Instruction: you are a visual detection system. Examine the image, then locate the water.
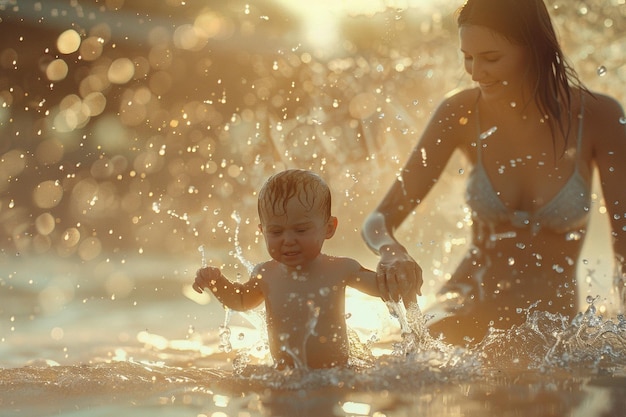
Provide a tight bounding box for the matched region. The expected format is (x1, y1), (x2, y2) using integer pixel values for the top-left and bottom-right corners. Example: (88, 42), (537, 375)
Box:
(2, 0), (626, 416)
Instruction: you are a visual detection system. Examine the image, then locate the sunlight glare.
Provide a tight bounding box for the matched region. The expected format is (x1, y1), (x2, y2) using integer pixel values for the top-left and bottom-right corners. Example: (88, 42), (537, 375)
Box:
(274, 0), (441, 49)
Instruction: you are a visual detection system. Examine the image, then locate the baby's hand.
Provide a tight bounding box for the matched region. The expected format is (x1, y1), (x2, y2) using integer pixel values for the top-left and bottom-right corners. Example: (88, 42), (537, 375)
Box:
(192, 266), (222, 294)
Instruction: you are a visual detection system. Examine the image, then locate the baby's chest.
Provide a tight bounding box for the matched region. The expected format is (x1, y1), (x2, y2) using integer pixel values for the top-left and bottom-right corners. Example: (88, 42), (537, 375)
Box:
(264, 281), (345, 313)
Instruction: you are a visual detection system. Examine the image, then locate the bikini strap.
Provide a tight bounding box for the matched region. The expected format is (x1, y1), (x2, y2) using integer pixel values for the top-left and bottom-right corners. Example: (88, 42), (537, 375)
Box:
(576, 94), (585, 154)
(573, 93), (585, 168)
(474, 92), (484, 164)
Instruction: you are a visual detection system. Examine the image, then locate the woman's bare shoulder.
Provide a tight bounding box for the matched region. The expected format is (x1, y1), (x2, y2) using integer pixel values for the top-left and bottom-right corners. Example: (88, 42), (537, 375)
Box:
(584, 90), (625, 117)
(431, 87), (480, 121)
(442, 87), (480, 106)
(581, 90), (625, 135)
(426, 88), (479, 141)
(580, 90), (626, 153)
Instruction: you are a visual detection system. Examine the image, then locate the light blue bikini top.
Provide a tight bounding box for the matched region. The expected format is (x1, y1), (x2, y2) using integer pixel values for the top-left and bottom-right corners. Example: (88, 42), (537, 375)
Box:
(466, 104), (591, 236)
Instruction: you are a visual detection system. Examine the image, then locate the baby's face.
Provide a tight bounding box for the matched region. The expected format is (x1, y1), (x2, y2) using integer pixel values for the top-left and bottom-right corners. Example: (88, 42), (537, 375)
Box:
(259, 197), (335, 269)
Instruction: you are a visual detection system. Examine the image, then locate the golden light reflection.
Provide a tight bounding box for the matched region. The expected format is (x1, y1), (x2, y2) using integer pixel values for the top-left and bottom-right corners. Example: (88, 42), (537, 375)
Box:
(53, 94), (90, 132)
(194, 11), (235, 40)
(78, 236), (102, 261)
(104, 271), (135, 300)
(45, 58), (69, 81)
(35, 138), (65, 166)
(79, 36), (105, 61)
(35, 212), (56, 235)
(275, 0), (447, 49)
(38, 277), (75, 314)
(32, 180), (63, 209)
(342, 401), (371, 416)
(107, 57), (135, 84)
(82, 92), (106, 117)
(58, 230), (80, 256)
(92, 115), (132, 151)
(0, 150), (27, 186)
(56, 29), (81, 54)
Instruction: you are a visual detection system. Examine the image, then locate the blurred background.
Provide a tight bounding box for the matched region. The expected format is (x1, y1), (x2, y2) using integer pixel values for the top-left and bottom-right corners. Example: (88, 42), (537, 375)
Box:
(0, 0), (624, 366)
(0, 0), (465, 264)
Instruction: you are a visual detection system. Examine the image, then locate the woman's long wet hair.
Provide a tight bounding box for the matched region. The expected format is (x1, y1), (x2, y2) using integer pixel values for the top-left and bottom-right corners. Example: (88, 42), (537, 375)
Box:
(457, 0), (589, 152)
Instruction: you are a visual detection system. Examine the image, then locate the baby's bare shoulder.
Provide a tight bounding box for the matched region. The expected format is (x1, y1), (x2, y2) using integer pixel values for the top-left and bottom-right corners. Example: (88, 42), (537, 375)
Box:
(250, 260), (280, 280)
(322, 255), (367, 273)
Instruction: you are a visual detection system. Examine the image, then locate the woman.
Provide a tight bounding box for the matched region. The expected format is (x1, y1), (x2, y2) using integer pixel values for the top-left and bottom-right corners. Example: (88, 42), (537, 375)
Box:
(362, 0), (626, 345)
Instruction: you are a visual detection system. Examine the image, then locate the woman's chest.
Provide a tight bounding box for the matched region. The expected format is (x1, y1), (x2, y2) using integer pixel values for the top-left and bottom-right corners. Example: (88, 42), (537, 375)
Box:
(467, 123), (591, 213)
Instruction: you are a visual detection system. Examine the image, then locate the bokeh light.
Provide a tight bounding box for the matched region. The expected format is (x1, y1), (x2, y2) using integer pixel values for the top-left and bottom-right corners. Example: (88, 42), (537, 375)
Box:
(0, 0), (622, 295)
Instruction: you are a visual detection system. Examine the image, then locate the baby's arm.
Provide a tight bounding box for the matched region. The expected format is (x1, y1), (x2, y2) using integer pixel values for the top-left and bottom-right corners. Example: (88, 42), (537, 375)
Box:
(343, 258), (381, 298)
(347, 258), (417, 308)
(193, 266), (264, 311)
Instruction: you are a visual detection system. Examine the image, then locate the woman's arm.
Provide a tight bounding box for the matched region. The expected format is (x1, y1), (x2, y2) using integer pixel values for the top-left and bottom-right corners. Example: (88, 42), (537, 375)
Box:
(193, 266), (264, 311)
(362, 92), (469, 252)
(591, 93), (626, 309)
(362, 92), (470, 301)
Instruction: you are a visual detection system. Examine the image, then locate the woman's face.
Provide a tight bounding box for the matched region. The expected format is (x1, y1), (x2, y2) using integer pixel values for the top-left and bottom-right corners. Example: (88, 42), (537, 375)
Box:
(459, 25), (530, 102)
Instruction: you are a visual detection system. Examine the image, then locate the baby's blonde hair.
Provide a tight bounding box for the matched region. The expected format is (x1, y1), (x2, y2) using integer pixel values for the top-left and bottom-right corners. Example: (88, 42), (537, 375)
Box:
(258, 169), (331, 224)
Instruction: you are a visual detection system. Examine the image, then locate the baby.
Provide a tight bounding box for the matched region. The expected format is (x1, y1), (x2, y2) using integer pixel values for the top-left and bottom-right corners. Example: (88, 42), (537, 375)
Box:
(193, 169), (394, 369)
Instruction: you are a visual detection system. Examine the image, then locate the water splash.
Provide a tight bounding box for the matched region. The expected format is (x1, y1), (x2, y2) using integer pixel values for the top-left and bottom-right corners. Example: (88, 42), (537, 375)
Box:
(476, 300), (626, 373)
(613, 255), (626, 314)
(219, 308), (234, 353)
(198, 244), (207, 268)
(299, 300), (320, 368)
(230, 210), (255, 274)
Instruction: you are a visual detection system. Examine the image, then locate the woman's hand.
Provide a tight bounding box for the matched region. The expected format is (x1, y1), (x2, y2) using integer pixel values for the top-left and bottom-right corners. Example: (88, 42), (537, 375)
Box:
(376, 244), (423, 308)
(192, 266), (222, 294)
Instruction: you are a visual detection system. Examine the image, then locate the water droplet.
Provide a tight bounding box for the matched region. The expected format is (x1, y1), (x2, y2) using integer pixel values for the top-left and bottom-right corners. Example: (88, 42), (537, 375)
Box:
(565, 231), (582, 241)
(597, 65), (607, 76)
(479, 126), (497, 140)
(619, 116), (626, 125)
(420, 147), (428, 167)
(497, 279), (512, 290)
